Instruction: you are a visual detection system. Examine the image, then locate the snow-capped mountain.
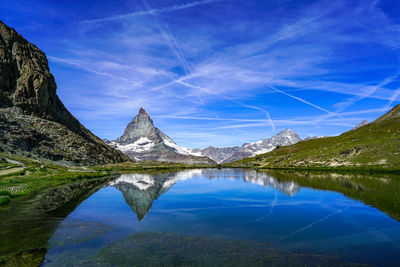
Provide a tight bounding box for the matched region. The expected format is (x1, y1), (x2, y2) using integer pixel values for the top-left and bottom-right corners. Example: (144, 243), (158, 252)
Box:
(220, 129), (302, 163)
(105, 108), (215, 165)
(189, 146), (240, 164)
(105, 108), (302, 164)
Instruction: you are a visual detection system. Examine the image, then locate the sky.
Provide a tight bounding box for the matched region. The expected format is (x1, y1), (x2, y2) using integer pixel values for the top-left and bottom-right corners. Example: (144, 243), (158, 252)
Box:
(1, 0), (400, 148)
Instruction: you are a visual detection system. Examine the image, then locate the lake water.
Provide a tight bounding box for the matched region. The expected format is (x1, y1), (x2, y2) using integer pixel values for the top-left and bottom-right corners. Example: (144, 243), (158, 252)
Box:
(2, 169), (400, 266)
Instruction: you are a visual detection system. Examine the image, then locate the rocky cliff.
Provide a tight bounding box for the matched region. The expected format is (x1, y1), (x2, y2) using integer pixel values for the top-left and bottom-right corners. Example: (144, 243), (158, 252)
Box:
(0, 20), (130, 165)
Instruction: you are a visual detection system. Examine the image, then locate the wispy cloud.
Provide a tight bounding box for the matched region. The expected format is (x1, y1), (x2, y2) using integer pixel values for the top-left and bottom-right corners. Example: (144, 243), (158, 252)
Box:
(266, 84), (339, 118)
(36, 0), (400, 145)
(80, 0), (221, 25)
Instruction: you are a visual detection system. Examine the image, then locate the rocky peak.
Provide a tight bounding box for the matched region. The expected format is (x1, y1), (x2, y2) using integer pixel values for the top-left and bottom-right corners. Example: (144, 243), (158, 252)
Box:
(0, 21), (130, 164)
(0, 20), (88, 137)
(277, 128), (295, 136)
(116, 107), (158, 144)
(138, 107), (149, 115)
(1, 20), (57, 119)
(273, 129), (301, 142)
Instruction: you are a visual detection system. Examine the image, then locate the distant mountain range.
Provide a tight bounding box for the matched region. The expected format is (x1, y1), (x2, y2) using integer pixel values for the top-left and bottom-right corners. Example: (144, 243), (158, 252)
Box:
(228, 105), (400, 169)
(186, 129), (303, 163)
(0, 21), (129, 165)
(106, 108), (307, 164)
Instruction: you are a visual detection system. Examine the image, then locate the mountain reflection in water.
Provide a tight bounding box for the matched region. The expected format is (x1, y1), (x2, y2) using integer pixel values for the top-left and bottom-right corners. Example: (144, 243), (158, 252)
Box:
(110, 169), (300, 221)
(1, 168), (400, 266)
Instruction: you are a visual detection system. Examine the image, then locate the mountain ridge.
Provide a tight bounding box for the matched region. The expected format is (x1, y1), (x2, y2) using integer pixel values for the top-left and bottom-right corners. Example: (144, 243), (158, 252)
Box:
(0, 20), (130, 165)
(221, 129), (302, 163)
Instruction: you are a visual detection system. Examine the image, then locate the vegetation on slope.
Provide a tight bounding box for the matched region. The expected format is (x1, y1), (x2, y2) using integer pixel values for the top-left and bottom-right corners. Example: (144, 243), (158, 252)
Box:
(262, 170), (400, 221)
(227, 105), (400, 170)
(0, 153), (218, 206)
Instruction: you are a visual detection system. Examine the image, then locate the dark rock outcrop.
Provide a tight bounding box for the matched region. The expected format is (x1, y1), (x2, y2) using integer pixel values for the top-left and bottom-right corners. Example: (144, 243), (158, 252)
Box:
(0, 20), (130, 165)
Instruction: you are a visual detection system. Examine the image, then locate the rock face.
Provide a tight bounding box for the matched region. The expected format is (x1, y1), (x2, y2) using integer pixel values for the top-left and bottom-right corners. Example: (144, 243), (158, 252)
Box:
(0, 20), (130, 165)
(221, 129), (302, 163)
(107, 108), (216, 165)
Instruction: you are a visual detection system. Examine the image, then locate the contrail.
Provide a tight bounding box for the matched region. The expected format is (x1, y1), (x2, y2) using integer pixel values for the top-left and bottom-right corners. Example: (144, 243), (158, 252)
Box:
(231, 100), (276, 132)
(168, 82), (277, 132)
(278, 208), (345, 242)
(266, 84), (340, 117)
(387, 88), (400, 106)
(48, 56), (129, 82)
(163, 23), (201, 87)
(81, 0), (220, 25)
(270, 192), (278, 214)
(142, 4), (277, 133)
(317, 73), (400, 123)
(251, 192), (279, 222)
(131, 0), (276, 132)
(142, 0), (205, 104)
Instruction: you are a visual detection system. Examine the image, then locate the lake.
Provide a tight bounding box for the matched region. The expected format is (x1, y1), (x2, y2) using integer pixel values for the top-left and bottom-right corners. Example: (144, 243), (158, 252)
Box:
(1, 169), (400, 266)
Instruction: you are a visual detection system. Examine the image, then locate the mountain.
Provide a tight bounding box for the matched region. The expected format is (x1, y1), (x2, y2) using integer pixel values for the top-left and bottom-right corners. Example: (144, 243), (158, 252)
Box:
(106, 108), (216, 165)
(221, 129), (302, 163)
(110, 173), (177, 221)
(227, 105), (400, 169)
(188, 146), (240, 164)
(304, 135), (326, 140)
(110, 169), (300, 221)
(0, 21), (129, 165)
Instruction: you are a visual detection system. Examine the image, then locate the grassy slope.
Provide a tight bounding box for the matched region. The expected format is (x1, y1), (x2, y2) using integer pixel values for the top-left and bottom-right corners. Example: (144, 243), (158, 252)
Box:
(0, 153), (218, 206)
(227, 105), (400, 170)
(261, 170), (400, 221)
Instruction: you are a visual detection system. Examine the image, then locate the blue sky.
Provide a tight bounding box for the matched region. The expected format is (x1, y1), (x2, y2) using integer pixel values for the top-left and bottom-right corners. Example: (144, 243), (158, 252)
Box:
(1, 0), (400, 148)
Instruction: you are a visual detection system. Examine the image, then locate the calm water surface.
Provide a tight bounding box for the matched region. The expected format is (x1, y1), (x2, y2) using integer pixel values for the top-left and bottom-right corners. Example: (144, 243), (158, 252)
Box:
(2, 169), (400, 266)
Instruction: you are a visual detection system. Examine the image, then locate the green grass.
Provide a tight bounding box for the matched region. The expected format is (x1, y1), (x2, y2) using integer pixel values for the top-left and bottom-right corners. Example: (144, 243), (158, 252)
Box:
(226, 106), (400, 170)
(0, 154), (218, 206)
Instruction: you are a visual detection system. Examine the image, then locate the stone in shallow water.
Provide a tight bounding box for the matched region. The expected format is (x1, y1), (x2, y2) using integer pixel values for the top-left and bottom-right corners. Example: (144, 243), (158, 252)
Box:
(95, 232), (361, 267)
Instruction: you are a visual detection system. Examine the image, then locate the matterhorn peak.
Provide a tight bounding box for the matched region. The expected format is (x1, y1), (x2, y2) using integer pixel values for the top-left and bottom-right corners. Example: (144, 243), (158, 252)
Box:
(116, 108), (156, 144)
(138, 107), (149, 116)
(108, 109), (216, 165)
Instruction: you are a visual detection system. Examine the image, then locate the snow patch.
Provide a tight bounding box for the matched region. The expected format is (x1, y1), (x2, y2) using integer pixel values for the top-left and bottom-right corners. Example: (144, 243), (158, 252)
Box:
(111, 137), (155, 152)
(109, 173), (155, 190)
